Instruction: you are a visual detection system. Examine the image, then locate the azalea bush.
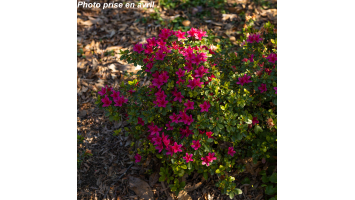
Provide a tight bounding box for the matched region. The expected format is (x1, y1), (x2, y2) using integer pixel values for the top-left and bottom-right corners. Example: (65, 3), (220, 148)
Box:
(95, 21), (277, 198)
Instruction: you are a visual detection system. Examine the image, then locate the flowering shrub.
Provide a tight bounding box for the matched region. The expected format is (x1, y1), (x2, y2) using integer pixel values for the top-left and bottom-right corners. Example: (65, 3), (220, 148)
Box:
(95, 22), (277, 198)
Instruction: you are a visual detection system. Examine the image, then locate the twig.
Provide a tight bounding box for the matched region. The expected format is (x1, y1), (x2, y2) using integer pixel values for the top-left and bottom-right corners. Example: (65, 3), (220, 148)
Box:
(111, 163), (134, 186)
(161, 181), (169, 197)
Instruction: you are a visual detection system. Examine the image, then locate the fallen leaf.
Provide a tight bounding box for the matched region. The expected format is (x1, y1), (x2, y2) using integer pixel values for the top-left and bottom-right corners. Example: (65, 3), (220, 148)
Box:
(128, 176), (154, 200)
(149, 172), (159, 187)
(177, 190), (192, 200)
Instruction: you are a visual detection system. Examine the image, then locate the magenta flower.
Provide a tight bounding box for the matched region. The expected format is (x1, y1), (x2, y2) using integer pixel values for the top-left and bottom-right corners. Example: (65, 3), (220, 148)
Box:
(133, 43), (144, 53)
(228, 147), (236, 156)
(201, 152), (216, 166)
(145, 62), (154, 72)
(184, 100), (194, 110)
(152, 135), (162, 146)
(249, 54), (254, 62)
(252, 117), (259, 125)
(144, 45), (153, 54)
(206, 131), (214, 139)
(173, 91), (184, 103)
(266, 53), (277, 63)
(169, 113), (180, 123)
(152, 77), (164, 88)
(176, 78), (185, 85)
(137, 117), (145, 126)
(179, 111), (194, 125)
(207, 152), (217, 162)
(176, 68), (186, 78)
(166, 122), (174, 131)
(154, 98), (169, 107)
(236, 74), (252, 86)
(194, 66), (208, 78)
(246, 33), (263, 43)
(184, 62), (193, 72)
(187, 78), (203, 90)
(159, 28), (173, 40)
(274, 87), (277, 94)
(180, 126), (193, 138)
(183, 153), (194, 163)
(187, 28), (199, 38)
(172, 142), (183, 154)
(110, 90), (120, 100)
(196, 29), (207, 40)
(162, 133), (170, 146)
(199, 101), (210, 112)
(258, 83), (267, 93)
(201, 156), (211, 166)
(147, 37), (157, 46)
(191, 140), (201, 150)
(155, 50), (166, 61)
(175, 30), (186, 41)
(134, 154), (141, 163)
(166, 145), (174, 156)
(98, 87), (106, 96)
(155, 143), (164, 153)
(101, 95), (112, 107)
(155, 90), (167, 99)
(148, 123), (162, 135)
(114, 96), (128, 107)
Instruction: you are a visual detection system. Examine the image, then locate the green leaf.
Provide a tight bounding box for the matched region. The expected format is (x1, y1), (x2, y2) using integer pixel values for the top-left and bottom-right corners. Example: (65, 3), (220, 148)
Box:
(265, 185), (277, 195)
(262, 175), (269, 183)
(207, 138), (214, 143)
(269, 172), (277, 183)
(241, 177), (250, 184)
(181, 165), (187, 169)
(217, 123), (224, 129)
(235, 188), (243, 195)
(203, 172), (208, 180)
(229, 192), (234, 199)
(187, 162), (192, 170)
(254, 125), (263, 134)
(216, 169), (221, 174)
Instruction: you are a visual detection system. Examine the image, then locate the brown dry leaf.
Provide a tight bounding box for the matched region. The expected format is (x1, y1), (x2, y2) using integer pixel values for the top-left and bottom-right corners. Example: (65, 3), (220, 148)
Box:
(149, 172), (159, 187)
(82, 86), (88, 93)
(128, 176), (154, 200)
(182, 20), (191, 27)
(185, 181), (203, 192)
(118, 168), (127, 174)
(255, 193), (263, 200)
(177, 190), (192, 200)
(267, 118), (275, 128)
(79, 110), (87, 117)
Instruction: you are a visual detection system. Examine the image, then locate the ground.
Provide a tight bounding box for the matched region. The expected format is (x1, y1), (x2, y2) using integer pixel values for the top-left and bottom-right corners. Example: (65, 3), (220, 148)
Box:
(77, 0), (277, 199)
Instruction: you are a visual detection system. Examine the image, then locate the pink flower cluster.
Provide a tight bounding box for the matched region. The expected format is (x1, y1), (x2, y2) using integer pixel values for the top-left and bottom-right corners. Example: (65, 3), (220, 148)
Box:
(267, 53), (277, 63)
(152, 71), (169, 88)
(199, 101), (211, 112)
(99, 85), (128, 107)
(246, 33), (263, 43)
(258, 83), (267, 93)
(134, 154), (141, 163)
(201, 152), (217, 166)
(187, 28), (207, 40)
(153, 90), (168, 108)
(252, 117), (259, 125)
(236, 74), (252, 86)
(228, 147), (236, 156)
